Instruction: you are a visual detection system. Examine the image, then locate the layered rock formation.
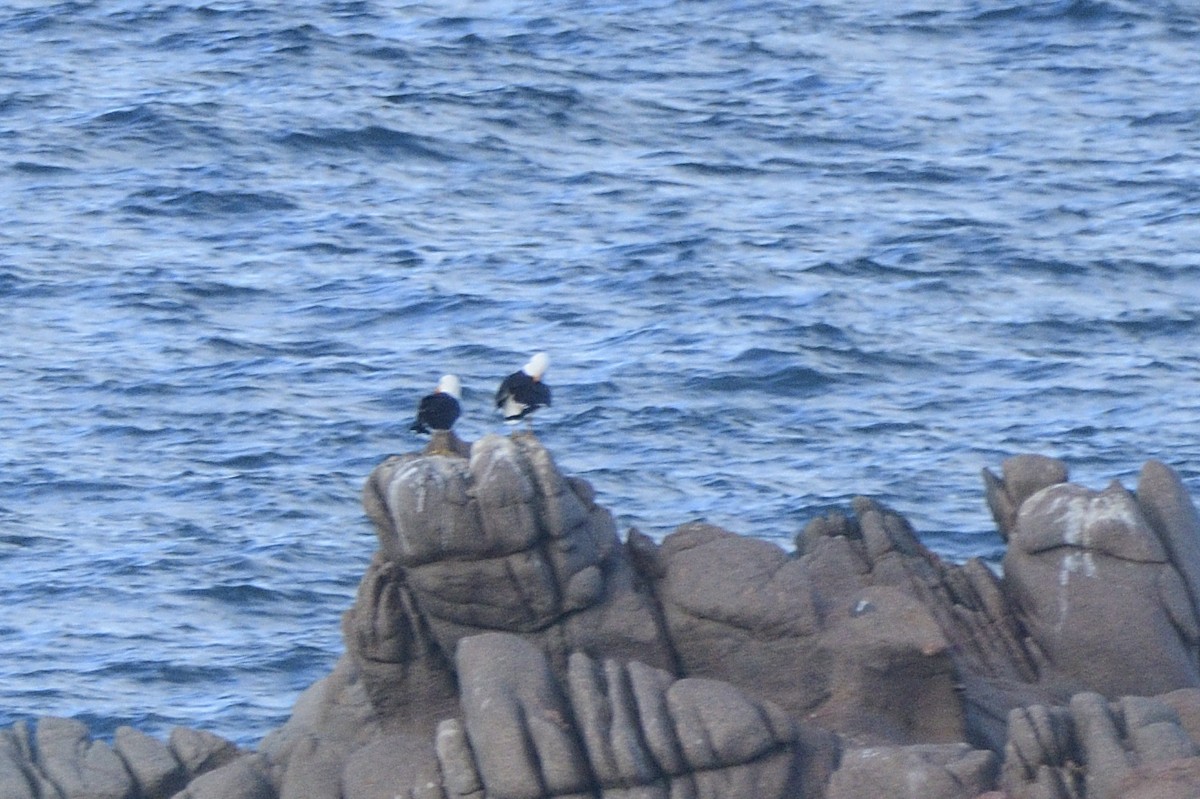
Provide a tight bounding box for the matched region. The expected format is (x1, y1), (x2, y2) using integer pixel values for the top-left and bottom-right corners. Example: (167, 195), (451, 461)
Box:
(0, 719), (256, 799)
(6, 432), (1200, 798)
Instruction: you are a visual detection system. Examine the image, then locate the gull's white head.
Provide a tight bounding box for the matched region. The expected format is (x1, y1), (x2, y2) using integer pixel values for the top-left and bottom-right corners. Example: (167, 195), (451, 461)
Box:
(523, 352), (550, 380)
(437, 374), (462, 400)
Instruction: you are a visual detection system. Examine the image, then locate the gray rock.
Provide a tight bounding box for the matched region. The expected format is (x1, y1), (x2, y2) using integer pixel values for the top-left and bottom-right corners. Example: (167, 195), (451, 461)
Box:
(338, 732), (444, 799)
(170, 755), (274, 799)
(798, 496), (1042, 750)
(1162, 689), (1200, 744)
(1013, 481), (1166, 561)
(274, 734), (343, 799)
(340, 553), (459, 718)
(665, 677), (795, 771)
(0, 726), (39, 799)
(424, 430), (472, 459)
(356, 434), (674, 679)
(1005, 480), (1200, 697)
(827, 743), (998, 799)
(1071, 692), (1132, 799)
(982, 454), (1069, 541)
(1122, 696), (1198, 763)
(269, 435), (680, 799)
(657, 523), (827, 719)
(688, 749), (801, 799)
(261, 653), (444, 799)
(626, 660), (687, 778)
(1137, 460), (1200, 650)
(1001, 703), (1075, 794)
(815, 584), (962, 745)
(167, 727), (241, 782)
(433, 719), (481, 798)
(439, 633), (821, 799)
(35, 716), (134, 799)
(352, 437), (1058, 787)
(1112, 757), (1200, 799)
(455, 633), (593, 798)
(567, 653), (660, 789)
(114, 726), (186, 798)
(1000, 690), (1200, 799)
(386, 454), (496, 567)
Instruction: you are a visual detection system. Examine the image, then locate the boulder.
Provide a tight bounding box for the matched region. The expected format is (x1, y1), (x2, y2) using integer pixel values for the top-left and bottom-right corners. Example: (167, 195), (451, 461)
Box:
(355, 434), (675, 681)
(114, 726), (186, 798)
(35, 716), (134, 799)
(168, 725), (243, 780)
(1004, 481), (1200, 696)
(656, 523), (827, 718)
(431, 632), (837, 799)
(655, 508), (969, 747)
(982, 455), (1070, 541)
(1114, 758), (1200, 799)
(798, 497), (1042, 750)
(170, 755), (275, 799)
(0, 717), (242, 799)
(1001, 691), (1200, 799)
(814, 584), (961, 746)
(0, 727), (38, 799)
(826, 743), (998, 799)
(265, 433), (679, 799)
(258, 653), (427, 799)
(1136, 461), (1200, 645)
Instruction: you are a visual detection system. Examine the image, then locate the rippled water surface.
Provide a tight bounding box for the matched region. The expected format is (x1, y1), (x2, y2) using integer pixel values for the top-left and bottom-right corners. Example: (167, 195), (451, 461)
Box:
(2, 0), (1198, 745)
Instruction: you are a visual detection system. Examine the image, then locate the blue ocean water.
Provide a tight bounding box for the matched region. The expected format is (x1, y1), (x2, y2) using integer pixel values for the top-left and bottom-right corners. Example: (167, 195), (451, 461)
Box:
(2, 0), (1198, 747)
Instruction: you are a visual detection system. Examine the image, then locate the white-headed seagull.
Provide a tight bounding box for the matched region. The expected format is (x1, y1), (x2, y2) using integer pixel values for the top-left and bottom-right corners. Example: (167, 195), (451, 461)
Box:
(495, 352), (551, 423)
(410, 374), (462, 434)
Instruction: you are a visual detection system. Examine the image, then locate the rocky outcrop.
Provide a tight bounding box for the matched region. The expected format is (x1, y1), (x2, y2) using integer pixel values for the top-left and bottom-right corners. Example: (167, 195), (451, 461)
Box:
(796, 498), (1033, 750)
(6, 437), (1200, 799)
(430, 632), (839, 799)
(1000, 690), (1200, 799)
(1004, 480), (1200, 697)
(0, 718), (250, 799)
(356, 432), (675, 676)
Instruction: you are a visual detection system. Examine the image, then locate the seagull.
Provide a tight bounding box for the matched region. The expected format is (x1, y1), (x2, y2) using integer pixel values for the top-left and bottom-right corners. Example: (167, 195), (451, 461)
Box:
(495, 352), (551, 424)
(410, 374), (462, 434)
